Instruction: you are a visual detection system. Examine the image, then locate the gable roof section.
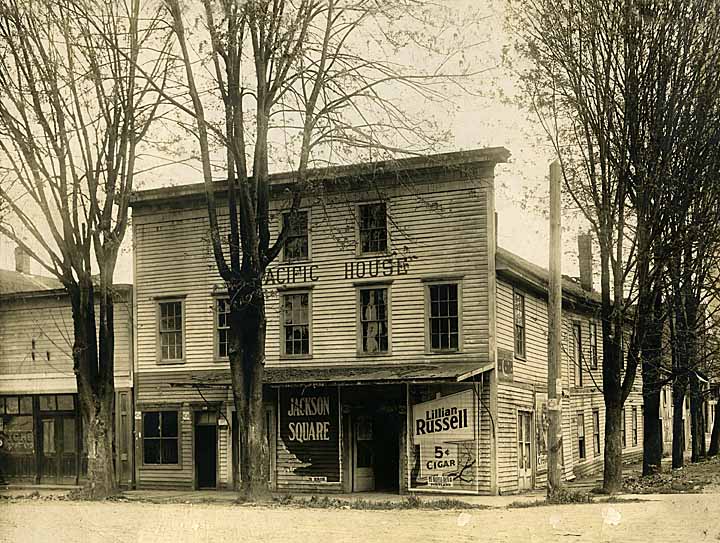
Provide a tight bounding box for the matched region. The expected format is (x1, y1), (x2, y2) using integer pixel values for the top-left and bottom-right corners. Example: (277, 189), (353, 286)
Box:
(496, 246), (601, 309)
(0, 268), (63, 295)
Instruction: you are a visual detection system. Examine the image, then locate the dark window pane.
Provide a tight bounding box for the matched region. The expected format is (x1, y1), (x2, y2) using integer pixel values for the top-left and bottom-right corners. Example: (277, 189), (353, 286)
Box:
(143, 412), (160, 438)
(63, 418), (77, 452)
(6, 397), (19, 414)
(161, 412), (178, 437)
(161, 438), (179, 464)
(144, 439), (161, 464)
(19, 396), (33, 415)
(57, 395), (74, 411)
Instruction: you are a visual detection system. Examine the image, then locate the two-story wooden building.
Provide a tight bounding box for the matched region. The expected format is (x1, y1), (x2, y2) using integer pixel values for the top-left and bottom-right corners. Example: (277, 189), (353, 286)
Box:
(0, 248), (135, 487)
(129, 148), (643, 495)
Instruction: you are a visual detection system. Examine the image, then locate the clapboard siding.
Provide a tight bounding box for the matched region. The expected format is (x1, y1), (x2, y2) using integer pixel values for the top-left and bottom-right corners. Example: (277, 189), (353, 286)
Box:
(495, 278), (643, 489)
(132, 176), (494, 375)
(0, 290), (133, 390)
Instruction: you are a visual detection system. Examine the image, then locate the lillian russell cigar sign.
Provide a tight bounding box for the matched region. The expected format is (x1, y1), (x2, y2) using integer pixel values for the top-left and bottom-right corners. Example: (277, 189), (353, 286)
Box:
(412, 390), (476, 482)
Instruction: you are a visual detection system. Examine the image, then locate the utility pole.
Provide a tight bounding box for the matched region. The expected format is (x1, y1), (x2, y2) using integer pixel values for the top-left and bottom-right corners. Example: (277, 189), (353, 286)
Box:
(547, 160), (563, 496)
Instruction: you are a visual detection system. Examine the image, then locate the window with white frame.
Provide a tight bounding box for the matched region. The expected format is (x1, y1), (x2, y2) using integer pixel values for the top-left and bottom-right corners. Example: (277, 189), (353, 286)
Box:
(281, 291), (310, 356)
(216, 298), (230, 359)
(573, 323), (583, 387)
(142, 411), (179, 465)
(427, 283), (460, 352)
(514, 291), (526, 359)
(358, 202), (387, 254)
(577, 412), (586, 460)
(592, 409), (601, 455)
(589, 322), (598, 369)
(158, 300), (183, 361)
(282, 210), (309, 262)
(632, 406), (638, 446)
(622, 408), (627, 448)
(359, 287), (389, 354)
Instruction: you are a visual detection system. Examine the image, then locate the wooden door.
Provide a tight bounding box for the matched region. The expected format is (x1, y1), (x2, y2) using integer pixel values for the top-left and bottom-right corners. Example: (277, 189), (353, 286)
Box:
(40, 415), (78, 484)
(352, 415), (374, 491)
(517, 411), (533, 491)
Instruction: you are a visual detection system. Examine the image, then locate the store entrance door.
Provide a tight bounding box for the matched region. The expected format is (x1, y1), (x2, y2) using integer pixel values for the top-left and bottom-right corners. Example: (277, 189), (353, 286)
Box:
(195, 412), (217, 489)
(352, 415), (374, 491)
(517, 411), (533, 491)
(39, 415), (78, 485)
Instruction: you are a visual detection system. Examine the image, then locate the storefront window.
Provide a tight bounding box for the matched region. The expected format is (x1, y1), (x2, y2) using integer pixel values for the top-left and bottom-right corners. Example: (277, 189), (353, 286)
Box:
(143, 411), (179, 465)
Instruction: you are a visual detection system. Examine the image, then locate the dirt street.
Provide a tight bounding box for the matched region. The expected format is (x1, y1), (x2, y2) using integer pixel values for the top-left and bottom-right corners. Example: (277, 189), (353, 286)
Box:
(2, 493), (720, 543)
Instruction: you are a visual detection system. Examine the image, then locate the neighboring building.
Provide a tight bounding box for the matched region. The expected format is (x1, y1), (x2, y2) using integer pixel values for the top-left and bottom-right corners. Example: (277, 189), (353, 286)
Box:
(0, 249), (134, 487)
(129, 148), (643, 494)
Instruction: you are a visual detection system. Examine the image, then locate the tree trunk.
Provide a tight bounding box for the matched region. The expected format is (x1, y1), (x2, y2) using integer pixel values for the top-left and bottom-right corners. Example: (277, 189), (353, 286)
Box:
(70, 282), (117, 498)
(671, 379), (686, 469)
(689, 373), (706, 462)
(708, 400), (720, 456)
(603, 403), (624, 493)
(228, 279), (270, 501)
(642, 281), (663, 475)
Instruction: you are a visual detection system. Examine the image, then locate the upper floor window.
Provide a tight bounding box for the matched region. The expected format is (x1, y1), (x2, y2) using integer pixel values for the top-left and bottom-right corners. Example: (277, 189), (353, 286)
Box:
(216, 298), (230, 359)
(359, 202), (387, 254)
(142, 411), (179, 465)
(573, 322), (583, 387)
(158, 300), (184, 362)
(427, 283), (460, 352)
(513, 291), (526, 358)
(359, 287), (389, 354)
(577, 412), (586, 460)
(589, 322), (598, 369)
(281, 291), (310, 356)
(282, 210), (309, 262)
(592, 409), (601, 455)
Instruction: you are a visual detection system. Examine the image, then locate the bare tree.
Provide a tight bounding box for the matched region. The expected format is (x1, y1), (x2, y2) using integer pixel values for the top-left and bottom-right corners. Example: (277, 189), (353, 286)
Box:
(98, 0), (482, 499)
(0, 0), (168, 497)
(510, 0), (720, 490)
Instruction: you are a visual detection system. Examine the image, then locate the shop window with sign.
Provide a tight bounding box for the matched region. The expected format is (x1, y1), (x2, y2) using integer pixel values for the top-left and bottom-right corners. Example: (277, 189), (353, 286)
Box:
(142, 411), (179, 465)
(358, 202), (387, 254)
(359, 287), (389, 354)
(427, 283), (460, 352)
(282, 210), (309, 262)
(281, 291), (311, 356)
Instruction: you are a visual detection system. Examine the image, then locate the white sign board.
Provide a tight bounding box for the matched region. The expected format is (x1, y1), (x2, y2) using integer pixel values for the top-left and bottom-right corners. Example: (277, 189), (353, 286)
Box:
(412, 389), (475, 441)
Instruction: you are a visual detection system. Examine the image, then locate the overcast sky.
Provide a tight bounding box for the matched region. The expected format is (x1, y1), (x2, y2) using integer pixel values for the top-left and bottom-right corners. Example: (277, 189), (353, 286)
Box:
(0, 0), (590, 284)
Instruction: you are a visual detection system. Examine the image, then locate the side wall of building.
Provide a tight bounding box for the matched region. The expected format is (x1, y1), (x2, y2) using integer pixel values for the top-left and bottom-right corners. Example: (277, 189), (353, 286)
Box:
(494, 279), (643, 494)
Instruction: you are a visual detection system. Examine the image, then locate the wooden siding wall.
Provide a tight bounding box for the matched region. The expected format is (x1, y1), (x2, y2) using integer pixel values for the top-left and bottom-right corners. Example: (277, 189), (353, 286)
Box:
(132, 174), (495, 376)
(131, 168), (497, 491)
(0, 294), (133, 392)
(495, 279), (643, 493)
(134, 370), (230, 489)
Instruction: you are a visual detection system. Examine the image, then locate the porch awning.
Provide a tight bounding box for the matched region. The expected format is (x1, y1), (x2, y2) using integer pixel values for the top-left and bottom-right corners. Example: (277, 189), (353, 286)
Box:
(164, 361), (494, 390)
(263, 361), (494, 386)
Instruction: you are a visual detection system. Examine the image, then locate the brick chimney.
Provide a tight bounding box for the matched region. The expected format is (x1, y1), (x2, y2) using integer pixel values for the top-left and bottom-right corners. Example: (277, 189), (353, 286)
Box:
(14, 246), (30, 274)
(578, 234), (593, 291)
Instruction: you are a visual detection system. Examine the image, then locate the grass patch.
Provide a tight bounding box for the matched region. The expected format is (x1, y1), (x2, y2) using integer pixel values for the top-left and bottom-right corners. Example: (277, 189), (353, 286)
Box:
(274, 494), (489, 511)
(507, 489), (594, 509)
